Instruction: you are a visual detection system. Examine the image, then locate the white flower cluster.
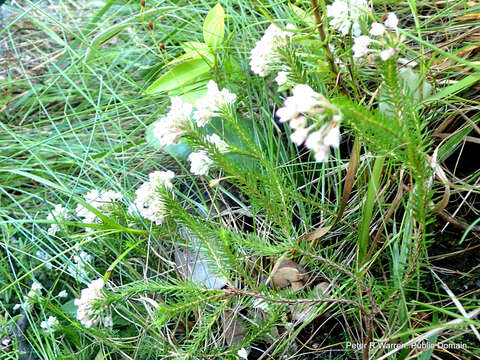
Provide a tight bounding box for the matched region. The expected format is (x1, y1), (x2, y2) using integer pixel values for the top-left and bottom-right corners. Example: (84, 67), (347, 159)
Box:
(153, 96), (193, 147)
(13, 280), (44, 312)
(75, 189), (122, 225)
(73, 250), (93, 265)
(250, 24), (294, 77)
(193, 80), (237, 127)
(67, 250), (94, 282)
(46, 204), (70, 236)
(188, 151), (213, 176)
(187, 133), (229, 176)
(204, 133), (229, 153)
(40, 316), (59, 331)
(74, 278), (112, 328)
(152, 81), (236, 146)
(134, 170), (175, 225)
(275, 70), (289, 86)
(276, 84), (341, 162)
(353, 13), (399, 60)
(326, 0), (368, 36)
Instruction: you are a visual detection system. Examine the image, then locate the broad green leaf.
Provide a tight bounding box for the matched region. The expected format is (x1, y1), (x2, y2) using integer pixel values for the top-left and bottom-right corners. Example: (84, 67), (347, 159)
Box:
(167, 73), (212, 98)
(181, 41), (210, 53)
(145, 58), (212, 94)
(289, 4), (316, 27)
(165, 49), (214, 68)
(62, 299), (77, 316)
(176, 87), (209, 106)
(164, 42), (213, 71)
(86, 22), (129, 61)
(203, 3), (225, 51)
(164, 142), (192, 160)
(379, 68), (432, 115)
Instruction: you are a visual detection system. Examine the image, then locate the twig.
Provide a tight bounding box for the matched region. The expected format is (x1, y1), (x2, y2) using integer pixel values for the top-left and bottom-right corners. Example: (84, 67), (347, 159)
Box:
(225, 287), (366, 313)
(310, 0), (339, 77)
(436, 210), (480, 233)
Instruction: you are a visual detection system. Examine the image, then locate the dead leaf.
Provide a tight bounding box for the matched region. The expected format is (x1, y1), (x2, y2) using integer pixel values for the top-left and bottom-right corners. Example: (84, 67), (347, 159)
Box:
(335, 139), (361, 224)
(272, 261), (306, 290)
(301, 225), (332, 243)
(455, 13), (480, 22)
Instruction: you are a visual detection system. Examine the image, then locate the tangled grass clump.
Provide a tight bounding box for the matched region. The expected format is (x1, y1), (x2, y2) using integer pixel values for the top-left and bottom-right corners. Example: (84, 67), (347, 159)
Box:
(1, 0), (480, 359)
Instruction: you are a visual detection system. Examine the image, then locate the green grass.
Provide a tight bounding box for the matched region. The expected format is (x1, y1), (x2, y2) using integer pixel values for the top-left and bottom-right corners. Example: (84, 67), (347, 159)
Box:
(1, 0), (480, 359)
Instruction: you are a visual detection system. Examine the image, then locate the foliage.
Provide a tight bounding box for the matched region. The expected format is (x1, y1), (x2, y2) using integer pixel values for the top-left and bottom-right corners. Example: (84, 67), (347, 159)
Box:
(1, 0), (480, 359)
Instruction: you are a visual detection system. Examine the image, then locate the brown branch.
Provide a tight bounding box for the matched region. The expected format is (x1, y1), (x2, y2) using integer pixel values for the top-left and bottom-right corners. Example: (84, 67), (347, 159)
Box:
(310, 0), (339, 77)
(436, 210), (480, 233)
(225, 287), (366, 313)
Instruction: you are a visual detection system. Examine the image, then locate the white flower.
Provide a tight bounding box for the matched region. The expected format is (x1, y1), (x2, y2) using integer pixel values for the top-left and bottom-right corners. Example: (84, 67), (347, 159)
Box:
(193, 81), (237, 127)
(46, 204), (69, 236)
(26, 280), (43, 303)
(290, 127), (310, 145)
(275, 71), (288, 86)
(74, 278), (111, 328)
(1, 338), (10, 347)
(69, 250), (93, 281)
(352, 35), (372, 58)
(40, 316), (58, 331)
(73, 251), (93, 266)
(15, 299), (33, 311)
(326, 0), (368, 36)
(204, 133), (229, 152)
(313, 145), (330, 162)
(31, 281), (43, 293)
(191, 106), (213, 127)
(369, 22), (385, 36)
(323, 126), (341, 148)
(276, 84), (322, 123)
(292, 84), (323, 112)
(188, 151), (213, 176)
(276, 83), (341, 162)
(305, 130), (334, 162)
(134, 170), (175, 225)
(250, 24), (294, 76)
(47, 204), (66, 221)
(289, 116), (308, 130)
(75, 189), (122, 225)
(57, 290), (68, 298)
(305, 131), (323, 151)
(380, 48), (395, 61)
(103, 316), (113, 327)
(36, 251), (52, 270)
(276, 103), (300, 123)
(237, 348), (249, 359)
(385, 12), (399, 29)
(153, 97), (192, 147)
